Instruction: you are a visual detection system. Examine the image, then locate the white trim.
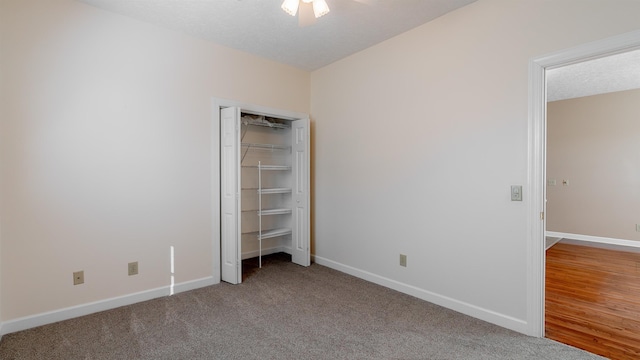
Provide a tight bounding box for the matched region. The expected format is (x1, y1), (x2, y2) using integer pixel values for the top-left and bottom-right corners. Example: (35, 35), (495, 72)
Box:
(0, 276), (215, 336)
(313, 255), (528, 334)
(546, 231), (640, 249)
(211, 101), (222, 284)
(527, 51), (547, 338)
(212, 98), (308, 122)
(527, 29), (640, 338)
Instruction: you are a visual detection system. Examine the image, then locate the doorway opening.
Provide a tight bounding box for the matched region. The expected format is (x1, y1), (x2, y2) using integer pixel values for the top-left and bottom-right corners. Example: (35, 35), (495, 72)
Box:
(527, 30), (640, 338)
(543, 49), (640, 358)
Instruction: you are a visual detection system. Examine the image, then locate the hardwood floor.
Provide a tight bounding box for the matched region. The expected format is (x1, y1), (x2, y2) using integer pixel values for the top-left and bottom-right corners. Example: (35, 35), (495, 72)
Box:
(545, 242), (640, 360)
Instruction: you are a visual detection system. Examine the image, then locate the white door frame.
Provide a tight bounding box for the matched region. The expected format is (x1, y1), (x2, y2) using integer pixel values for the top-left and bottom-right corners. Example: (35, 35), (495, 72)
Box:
(527, 30), (640, 337)
(211, 98), (309, 283)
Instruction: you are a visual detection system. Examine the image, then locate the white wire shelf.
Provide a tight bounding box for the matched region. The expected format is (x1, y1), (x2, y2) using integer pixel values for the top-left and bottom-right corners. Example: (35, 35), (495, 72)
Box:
(259, 188), (292, 195)
(241, 187), (292, 195)
(242, 117), (290, 129)
(241, 165), (291, 171)
(241, 143), (290, 151)
(258, 208), (292, 216)
(241, 187), (292, 194)
(241, 208), (292, 215)
(242, 228), (292, 240)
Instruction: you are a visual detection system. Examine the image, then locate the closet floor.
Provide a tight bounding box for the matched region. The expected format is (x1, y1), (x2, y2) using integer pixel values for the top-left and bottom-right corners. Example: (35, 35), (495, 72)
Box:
(242, 252), (292, 282)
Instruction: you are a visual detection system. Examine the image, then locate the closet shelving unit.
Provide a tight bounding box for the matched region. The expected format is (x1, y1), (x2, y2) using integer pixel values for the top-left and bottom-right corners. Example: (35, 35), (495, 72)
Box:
(240, 116), (293, 268)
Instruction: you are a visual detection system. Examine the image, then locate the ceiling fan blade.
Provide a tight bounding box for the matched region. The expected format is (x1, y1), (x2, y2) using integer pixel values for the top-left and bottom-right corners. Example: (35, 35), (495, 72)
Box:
(298, 1), (316, 27)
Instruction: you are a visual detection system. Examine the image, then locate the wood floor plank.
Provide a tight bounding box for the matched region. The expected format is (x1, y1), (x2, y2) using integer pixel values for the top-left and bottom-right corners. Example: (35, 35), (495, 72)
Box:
(546, 243), (640, 360)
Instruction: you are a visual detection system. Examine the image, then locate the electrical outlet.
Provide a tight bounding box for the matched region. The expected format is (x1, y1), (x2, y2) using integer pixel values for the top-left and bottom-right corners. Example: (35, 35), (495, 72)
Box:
(399, 254), (407, 267)
(636, 224), (640, 233)
(73, 271), (84, 285)
(128, 261), (138, 276)
(511, 185), (523, 201)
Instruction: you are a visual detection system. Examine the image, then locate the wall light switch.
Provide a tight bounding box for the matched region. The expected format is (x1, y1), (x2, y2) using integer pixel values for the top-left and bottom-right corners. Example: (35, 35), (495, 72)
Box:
(547, 179), (557, 186)
(511, 185), (522, 201)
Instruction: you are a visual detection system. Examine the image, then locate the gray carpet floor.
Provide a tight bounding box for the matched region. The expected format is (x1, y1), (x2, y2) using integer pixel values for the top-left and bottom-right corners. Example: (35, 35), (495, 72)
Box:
(0, 253), (602, 359)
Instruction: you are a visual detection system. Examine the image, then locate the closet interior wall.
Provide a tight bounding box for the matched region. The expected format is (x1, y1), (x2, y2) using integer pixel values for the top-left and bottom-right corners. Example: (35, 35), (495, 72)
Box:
(240, 114), (293, 264)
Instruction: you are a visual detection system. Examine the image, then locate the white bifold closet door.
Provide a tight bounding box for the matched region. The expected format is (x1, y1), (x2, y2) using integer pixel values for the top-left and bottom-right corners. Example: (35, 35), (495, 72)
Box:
(220, 107), (242, 284)
(220, 107), (310, 284)
(291, 118), (310, 267)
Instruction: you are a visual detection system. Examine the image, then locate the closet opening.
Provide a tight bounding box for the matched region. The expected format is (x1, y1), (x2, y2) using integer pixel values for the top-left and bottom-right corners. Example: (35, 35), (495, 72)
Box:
(218, 106), (310, 284)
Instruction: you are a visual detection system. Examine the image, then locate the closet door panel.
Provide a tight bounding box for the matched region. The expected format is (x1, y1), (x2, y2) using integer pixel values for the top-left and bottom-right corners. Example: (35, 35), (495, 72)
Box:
(220, 107), (242, 284)
(291, 118), (310, 266)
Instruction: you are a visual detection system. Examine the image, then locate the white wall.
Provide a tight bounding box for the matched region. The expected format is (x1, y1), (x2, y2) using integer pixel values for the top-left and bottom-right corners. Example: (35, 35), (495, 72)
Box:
(0, 0), (309, 324)
(310, 0), (640, 332)
(547, 89), (640, 241)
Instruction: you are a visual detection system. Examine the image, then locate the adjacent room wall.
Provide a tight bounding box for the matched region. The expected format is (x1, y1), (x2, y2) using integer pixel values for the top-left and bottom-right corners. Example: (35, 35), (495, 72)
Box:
(547, 89), (640, 241)
(310, 0), (640, 332)
(0, 0), (309, 324)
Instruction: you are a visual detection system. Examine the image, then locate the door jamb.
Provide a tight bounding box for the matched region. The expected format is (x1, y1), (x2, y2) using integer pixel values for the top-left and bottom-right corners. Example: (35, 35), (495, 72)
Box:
(527, 30), (640, 337)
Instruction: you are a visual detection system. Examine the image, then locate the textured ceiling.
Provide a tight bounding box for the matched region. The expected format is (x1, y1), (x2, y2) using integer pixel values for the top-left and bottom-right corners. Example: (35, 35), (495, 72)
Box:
(78, 0), (477, 71)
(547, 49), (640, 102)
(78, 0), (638, 99)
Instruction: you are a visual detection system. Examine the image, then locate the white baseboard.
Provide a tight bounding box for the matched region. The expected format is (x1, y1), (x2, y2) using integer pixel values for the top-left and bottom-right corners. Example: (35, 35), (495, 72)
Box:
(546, 231), (640, 251)
(0, 276), (217, 337)
(312, 255), (528, 334)
(545, 236), (562, 250)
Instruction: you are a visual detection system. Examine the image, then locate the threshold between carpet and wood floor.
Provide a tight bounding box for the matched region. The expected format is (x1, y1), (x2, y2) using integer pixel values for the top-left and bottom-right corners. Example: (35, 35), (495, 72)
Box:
(1, 253), (602, 359)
